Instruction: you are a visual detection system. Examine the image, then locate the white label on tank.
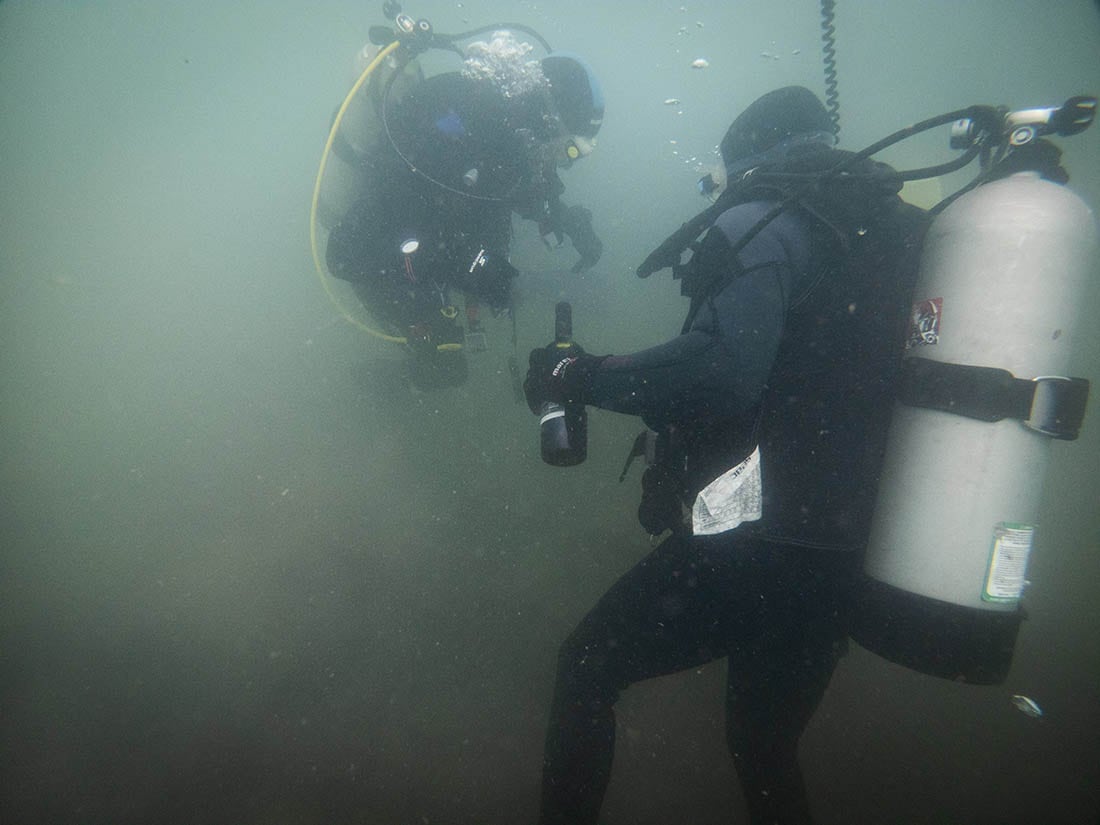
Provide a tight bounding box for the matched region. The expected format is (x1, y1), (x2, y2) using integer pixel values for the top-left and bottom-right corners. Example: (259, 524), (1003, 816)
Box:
(982, 523), (1035, 603)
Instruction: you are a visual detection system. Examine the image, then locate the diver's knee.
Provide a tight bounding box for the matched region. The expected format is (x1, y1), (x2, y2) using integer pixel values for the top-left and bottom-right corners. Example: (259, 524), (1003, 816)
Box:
(554, 627), (620, 706)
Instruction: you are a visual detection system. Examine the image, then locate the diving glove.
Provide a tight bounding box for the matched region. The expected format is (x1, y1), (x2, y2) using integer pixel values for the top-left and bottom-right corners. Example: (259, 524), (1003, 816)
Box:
(559, 204), (603, 273)
(524, 345), (605, 414)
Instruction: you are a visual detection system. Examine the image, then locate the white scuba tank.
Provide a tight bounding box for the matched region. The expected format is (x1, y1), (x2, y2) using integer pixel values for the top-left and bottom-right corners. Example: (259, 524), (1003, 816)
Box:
(855, 171), (1097, 682)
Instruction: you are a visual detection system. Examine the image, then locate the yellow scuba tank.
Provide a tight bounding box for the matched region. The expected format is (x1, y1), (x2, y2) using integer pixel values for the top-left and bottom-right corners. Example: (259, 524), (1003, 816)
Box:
(312, 38), (422, 237)
(309, 25), (424, 344)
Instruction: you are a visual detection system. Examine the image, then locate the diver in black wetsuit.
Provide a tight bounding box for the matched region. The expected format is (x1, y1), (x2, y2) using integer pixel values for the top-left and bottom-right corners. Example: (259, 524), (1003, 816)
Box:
(327, 35), (604, 390)
(523, 86), (929, 824)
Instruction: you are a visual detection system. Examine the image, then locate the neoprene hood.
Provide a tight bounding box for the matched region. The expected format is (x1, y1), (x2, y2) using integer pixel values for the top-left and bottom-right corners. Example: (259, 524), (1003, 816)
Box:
(720, 86), (833, 168)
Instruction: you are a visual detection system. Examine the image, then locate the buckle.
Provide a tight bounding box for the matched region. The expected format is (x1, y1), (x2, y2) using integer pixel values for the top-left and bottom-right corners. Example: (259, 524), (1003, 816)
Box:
(1024, 375), (1089, 440)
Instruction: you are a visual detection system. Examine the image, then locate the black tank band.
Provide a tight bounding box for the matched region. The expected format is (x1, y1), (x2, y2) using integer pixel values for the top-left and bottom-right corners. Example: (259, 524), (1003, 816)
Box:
(898, 356), (1089, 440)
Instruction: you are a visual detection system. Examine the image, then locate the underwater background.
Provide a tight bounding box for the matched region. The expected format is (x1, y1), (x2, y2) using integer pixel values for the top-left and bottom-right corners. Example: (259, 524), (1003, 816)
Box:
(2, 1), (1098, 823)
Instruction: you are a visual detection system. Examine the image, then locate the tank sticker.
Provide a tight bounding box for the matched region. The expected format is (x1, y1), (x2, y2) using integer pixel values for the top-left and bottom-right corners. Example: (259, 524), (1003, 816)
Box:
(982, 522), (1035, 603)
(906, 297), (943, 349)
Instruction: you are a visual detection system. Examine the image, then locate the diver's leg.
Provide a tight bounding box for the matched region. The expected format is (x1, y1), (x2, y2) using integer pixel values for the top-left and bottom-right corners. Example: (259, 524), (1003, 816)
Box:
(351, 279), (468, 389)
(723, 545), (856, 825)
(538, 532), (744, 825)
(351, 278), (408, 336)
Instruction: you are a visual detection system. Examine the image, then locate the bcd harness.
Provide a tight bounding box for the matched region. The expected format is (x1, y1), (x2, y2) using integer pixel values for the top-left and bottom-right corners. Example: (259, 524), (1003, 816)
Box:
(622, 142), (1088, 538)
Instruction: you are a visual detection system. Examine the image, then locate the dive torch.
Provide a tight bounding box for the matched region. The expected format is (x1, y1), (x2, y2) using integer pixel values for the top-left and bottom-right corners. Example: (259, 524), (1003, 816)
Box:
(539, 301), (588, 466)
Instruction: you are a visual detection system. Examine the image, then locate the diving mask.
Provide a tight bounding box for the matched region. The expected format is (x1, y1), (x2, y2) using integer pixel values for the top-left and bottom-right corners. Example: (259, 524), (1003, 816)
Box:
(549, 134), (596, 167)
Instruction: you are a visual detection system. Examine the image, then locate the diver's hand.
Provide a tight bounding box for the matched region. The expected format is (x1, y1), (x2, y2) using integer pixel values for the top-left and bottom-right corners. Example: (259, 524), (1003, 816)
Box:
(523, 345), (605, 414)
(538, 218), (565, 250)
(559, 205), (602, 273)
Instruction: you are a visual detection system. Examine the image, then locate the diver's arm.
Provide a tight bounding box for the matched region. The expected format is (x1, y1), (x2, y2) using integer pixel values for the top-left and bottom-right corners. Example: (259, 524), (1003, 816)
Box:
(583, 205), (810, 426)
(584, 265), (788, 425)
(518, 180), (602, 273)
(557, 202), (602, 273)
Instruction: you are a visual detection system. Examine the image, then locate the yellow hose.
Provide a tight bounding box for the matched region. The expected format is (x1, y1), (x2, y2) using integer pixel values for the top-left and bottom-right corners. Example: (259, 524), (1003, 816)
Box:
(309, 39), (407, 344)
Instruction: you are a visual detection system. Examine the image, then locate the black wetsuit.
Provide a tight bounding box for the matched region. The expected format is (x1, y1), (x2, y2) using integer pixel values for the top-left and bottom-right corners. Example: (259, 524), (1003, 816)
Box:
(539, 166), (926, 824)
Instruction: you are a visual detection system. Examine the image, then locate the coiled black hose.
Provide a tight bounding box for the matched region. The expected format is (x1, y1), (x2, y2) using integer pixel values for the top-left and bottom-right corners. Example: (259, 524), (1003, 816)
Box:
(820, 0), (840, 137)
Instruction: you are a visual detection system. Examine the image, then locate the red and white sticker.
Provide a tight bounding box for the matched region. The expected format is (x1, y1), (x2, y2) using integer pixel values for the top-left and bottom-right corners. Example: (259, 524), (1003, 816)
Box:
(906, 297), (943, 349)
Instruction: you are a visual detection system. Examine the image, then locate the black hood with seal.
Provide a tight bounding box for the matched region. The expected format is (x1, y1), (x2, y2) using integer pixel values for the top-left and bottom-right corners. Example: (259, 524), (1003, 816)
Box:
(720, 86), (835, 172)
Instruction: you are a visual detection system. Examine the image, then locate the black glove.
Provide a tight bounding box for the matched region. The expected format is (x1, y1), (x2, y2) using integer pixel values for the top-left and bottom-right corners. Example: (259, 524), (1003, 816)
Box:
(523, 345), (604, 414)
(559, 204), (603, 273)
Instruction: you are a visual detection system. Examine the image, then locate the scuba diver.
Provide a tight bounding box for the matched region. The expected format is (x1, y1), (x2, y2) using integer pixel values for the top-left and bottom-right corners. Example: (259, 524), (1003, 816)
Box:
(523, 79), (1092, 823)
(523, 85), (932, 825)
(324, 24), (604, 390)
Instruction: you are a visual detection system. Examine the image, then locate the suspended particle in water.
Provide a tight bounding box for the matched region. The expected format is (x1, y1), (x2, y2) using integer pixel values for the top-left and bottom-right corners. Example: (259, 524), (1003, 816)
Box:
(1011, 694), (1043, 718)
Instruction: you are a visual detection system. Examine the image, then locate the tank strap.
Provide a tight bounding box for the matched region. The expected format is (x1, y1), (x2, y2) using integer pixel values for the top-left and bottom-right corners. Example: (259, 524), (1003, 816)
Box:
(898, 357), (1089, 440)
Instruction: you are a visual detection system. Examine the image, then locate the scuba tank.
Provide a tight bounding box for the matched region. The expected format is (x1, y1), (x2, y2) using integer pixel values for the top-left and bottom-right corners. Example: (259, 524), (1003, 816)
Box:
(848, 99), (1098, 684)
(539, 301), (588, 466)
(853, 168), (1097, 684)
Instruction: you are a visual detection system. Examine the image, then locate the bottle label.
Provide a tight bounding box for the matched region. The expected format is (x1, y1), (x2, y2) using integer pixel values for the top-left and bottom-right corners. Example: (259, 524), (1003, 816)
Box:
(982, 523), (1034, 603)
(539, 407), (566, 426)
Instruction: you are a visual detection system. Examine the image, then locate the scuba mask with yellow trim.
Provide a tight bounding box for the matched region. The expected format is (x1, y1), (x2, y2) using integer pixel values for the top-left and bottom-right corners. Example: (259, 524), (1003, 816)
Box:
(562, 134), (596, 165)
(525, 129), (596, 171)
